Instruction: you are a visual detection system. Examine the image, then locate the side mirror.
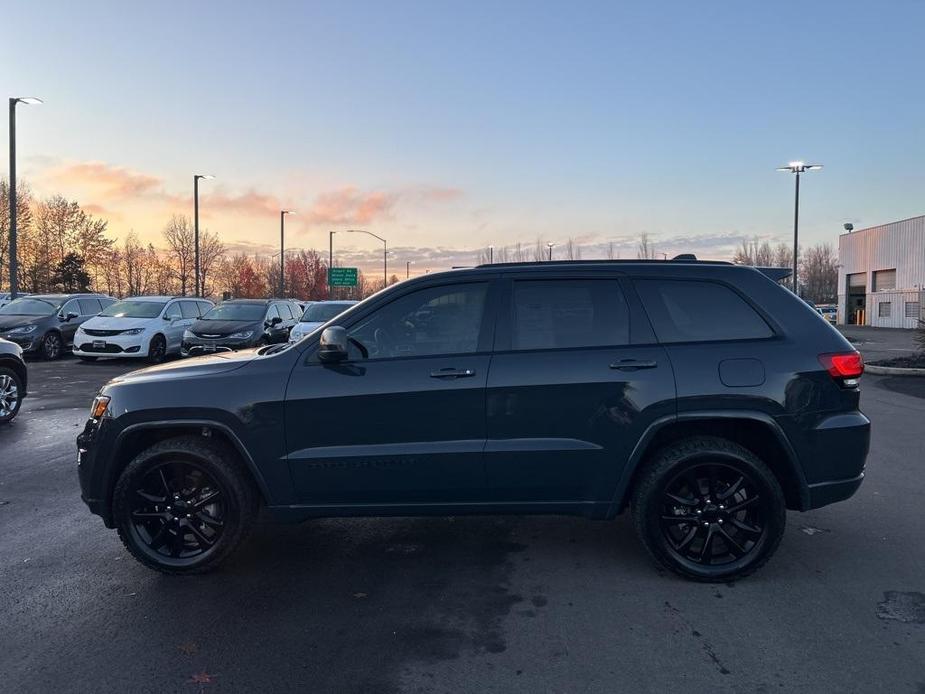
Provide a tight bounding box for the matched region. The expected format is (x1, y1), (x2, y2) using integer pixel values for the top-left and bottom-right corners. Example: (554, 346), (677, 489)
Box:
(271, 316), (282, 326)
(318, 326), (348, 363)
(61, 311), (79, 321)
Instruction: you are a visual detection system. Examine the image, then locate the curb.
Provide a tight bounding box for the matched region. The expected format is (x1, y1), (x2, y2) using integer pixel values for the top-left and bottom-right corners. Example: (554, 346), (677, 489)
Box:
(866, 364), (925, 376)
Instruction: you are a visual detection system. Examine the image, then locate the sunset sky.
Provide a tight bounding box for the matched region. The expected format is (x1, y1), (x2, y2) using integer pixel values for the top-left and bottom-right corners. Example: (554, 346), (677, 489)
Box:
(3, 1), (924, 273)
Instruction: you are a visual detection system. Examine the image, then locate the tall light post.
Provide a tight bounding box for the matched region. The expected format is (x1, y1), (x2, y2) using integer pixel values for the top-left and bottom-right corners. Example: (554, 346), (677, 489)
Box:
(334, 229), (387, 287)
(8, 97), (42, 299)
(777, 161), (822, 293)
(193, 174), (214, 297)
(488, 245), (494, 264)
(547, 242), (555, 261)
(406, 260), (413, 278)
(279, 210), (294, 296)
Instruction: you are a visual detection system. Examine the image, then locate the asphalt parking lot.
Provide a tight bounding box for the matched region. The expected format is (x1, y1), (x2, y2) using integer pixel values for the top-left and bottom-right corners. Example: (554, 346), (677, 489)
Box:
(0, 352), (923, 693)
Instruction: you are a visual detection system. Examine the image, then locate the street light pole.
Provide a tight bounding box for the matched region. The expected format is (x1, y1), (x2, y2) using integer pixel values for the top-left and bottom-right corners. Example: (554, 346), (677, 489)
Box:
(547, 242), (554, 261)
(488, 245), (494, 264)
(406, 260), (413, 278)
(8, 97), (42, 299)
(329, 231), (335, 299)
(777, 161), (822, 294)
(193, 174), (214, 297)
(279, 210), (294, 296)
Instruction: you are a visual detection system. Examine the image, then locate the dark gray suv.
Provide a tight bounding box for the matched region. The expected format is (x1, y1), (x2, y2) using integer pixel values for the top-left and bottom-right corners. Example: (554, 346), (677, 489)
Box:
(0, 293), (116, 359)
(78, 259), (869, 580)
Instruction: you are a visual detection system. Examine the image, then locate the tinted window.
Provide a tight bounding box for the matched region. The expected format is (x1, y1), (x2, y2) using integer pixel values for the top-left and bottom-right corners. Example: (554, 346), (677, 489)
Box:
(512, 279), (629, 350)
(61, 299), (80, 316)
(197, 301), (213, 315)
(636, 279), (773, 343)
(302, 302), (355, 322)
(277, 303), (293, 320)
(100, 297), (116, 308)
(163, 302), (182, 320)
(180, 301), (201, 319)
(78, 298), (102, 315)
(266, 305), (280, 321)
(202, 303), (265, 321)
(349, 283), (487, 359)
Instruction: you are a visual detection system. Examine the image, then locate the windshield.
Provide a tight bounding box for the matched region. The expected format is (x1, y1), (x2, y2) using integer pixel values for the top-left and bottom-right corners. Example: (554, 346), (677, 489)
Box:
(202, 303), (266, 321)
(100, 300), (167, 318)
(0, 298), (59, 316)
(301, 303), (352, 323)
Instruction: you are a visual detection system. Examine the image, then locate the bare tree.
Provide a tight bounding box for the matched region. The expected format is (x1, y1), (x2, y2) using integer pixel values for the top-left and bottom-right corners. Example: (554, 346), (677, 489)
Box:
(637, 232), (656, 260)
(802, 243), (838, 304)
(565, 238), (581, 260)
(122, 232), (149, 296)
(163, 215), (195, 295)
(197, 230), (226, 298)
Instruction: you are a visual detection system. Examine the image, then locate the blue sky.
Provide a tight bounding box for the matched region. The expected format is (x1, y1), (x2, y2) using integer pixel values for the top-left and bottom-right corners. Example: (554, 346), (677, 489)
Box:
(3, 0), (924, 270)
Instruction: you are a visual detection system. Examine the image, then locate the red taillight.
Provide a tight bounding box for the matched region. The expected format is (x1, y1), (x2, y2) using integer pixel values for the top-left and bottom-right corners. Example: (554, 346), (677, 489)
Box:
(819, 352), (864, 379)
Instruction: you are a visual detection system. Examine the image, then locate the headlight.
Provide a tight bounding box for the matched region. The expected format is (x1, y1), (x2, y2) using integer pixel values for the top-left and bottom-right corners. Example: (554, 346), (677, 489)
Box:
(8, 324), (37, 334)
(183, 330), (193, 339)
(229, 330), (254, 339)
(122, 328), (145, 336)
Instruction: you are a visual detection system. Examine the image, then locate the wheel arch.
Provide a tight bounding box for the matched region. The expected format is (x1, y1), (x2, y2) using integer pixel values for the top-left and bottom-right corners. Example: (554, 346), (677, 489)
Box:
(100, 420), (272, 526)
(0, 356), (27, 395)
(609, 411), (810, 516)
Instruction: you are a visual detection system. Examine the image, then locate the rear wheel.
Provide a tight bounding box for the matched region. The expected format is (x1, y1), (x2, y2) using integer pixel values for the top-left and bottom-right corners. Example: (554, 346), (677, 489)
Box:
(0, 367), (23, 424)
(41, 331), (63, 360)
(147, 334), (167, 364)
(631, 436), (785, 581)
(113, 436), (258, 574)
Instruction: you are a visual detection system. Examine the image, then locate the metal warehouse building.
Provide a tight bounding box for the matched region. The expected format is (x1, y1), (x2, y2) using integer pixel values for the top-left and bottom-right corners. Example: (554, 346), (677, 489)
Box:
(837, 214), (925, 328)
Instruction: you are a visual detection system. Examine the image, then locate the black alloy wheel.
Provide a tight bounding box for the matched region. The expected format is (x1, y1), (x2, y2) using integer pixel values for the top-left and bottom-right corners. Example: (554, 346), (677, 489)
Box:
(113, 437), (258, 574)
(632, 437), (785, 581)
(42, 331), (62, 360)
(147, 334), (167, 363)
(127, 461), (227, 564)
(659, 463), (766, 567)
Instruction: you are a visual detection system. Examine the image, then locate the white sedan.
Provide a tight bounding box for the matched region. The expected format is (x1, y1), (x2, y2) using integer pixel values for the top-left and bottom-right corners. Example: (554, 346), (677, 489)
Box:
(288, 300), (358, 343)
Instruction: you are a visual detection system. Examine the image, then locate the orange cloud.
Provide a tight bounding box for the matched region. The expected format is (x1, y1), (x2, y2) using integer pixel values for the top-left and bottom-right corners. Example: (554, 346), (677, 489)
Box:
(45, 161), (165, 200)
(305, 187), (400, 226)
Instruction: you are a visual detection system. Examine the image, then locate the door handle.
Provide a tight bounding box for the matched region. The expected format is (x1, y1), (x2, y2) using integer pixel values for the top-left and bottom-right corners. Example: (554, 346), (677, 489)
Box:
(430, 368), (476, 379)
(610, 359), (658, 371)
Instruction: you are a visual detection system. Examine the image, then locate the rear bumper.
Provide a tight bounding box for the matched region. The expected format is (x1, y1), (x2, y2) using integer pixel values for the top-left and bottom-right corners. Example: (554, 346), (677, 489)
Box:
(807, 473), (864, 509)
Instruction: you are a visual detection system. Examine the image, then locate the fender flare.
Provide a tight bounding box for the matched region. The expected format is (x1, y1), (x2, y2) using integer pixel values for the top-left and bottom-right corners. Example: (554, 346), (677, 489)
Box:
(606, 410), (810, 517)
(109, 418), (273, 504)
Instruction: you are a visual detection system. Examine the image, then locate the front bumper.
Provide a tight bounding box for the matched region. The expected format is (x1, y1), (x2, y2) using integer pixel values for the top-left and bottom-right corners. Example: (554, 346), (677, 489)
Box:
(77, 416), (119, 527)
(73, 333), (147, 357)
(182, 335), (258, 355)
(2, 333), (39, 352)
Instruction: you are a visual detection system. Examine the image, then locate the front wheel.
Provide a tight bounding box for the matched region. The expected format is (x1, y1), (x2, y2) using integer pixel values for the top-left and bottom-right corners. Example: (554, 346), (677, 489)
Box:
(113, 436), (258, 574)
(0, 367), (23, 424)
(631, 436), (786, 582)
(147, 334), (167, 364)
(41, 331), (63, 360)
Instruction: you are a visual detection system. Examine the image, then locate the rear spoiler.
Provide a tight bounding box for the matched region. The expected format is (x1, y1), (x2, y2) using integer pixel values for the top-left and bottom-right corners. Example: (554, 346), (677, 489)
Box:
(755, 267), (792, 282)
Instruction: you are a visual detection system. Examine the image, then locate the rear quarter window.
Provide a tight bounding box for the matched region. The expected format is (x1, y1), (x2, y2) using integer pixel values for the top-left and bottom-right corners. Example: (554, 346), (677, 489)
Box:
(635, 279), (773, 343)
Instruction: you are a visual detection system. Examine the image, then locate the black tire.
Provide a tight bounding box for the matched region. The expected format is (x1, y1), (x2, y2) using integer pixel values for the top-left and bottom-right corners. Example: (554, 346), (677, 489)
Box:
(0, 366), (24, 424)
(147, 334), (167, 364)
(113, 436), (259, 575)
(41, 331), (63, 360)
(631, 436), (786, 582)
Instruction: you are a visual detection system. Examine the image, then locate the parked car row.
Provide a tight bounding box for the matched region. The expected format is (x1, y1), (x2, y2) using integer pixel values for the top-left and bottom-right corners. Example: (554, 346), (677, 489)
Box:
(0, 293), (356, 363)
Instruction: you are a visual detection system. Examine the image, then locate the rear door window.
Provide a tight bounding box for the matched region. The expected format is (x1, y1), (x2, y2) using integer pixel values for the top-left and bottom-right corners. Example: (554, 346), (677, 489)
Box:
(635, 279), (773, 343)
(511, 279), (629, 350)
(180, 301), (201, 319)
(78, 298), (102, 315)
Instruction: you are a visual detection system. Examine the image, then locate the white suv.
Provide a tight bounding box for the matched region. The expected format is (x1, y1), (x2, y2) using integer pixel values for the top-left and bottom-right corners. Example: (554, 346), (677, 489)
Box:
(73, 296), (214, 363)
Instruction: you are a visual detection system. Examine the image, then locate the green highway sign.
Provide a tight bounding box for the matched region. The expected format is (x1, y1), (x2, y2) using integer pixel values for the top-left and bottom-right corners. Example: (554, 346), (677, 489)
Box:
(328, 267), (358, 287)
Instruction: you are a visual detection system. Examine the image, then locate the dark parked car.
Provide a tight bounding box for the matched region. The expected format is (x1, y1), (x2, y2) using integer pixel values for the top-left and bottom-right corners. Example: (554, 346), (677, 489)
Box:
(0, 337), (27, 424)
(77, 259), (868, 580)
(181, 299), (302, 355)
(0, 293), (116, 359)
